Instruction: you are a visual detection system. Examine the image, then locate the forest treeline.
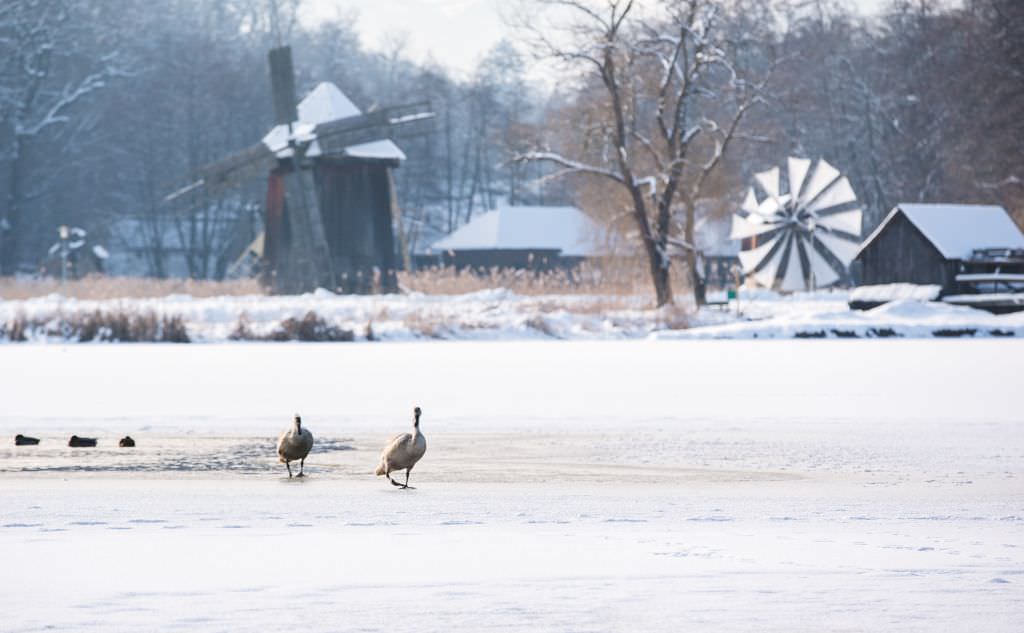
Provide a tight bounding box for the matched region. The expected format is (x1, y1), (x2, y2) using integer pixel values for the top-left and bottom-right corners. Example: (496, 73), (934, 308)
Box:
(0, 0), (1020, 282)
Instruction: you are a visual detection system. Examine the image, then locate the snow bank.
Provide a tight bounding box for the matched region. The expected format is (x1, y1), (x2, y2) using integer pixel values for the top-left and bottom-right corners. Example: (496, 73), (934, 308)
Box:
(849, 283), (942, 303)
(2, 287), (1021, 342)
(665, 299), (1024, 339)
(0, 289), (660, 342)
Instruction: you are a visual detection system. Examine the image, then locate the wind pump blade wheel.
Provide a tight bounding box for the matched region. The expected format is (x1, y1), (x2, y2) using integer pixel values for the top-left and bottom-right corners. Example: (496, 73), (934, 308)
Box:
(730, 157), (863, 292)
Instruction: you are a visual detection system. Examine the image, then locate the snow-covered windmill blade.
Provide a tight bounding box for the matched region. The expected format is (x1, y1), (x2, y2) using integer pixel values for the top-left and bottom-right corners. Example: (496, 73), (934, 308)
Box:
(313, 101), (435, 157)
(734, 157), (863, 292)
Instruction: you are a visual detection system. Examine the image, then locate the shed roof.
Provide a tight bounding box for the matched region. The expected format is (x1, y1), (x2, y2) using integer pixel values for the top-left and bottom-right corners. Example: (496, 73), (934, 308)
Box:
(430, 206), (605, 257)
(694, 212), (740, 257)
(856, 203), (1024, 260)
(261, 82), (405, 161)
(297, 82), (361, 124)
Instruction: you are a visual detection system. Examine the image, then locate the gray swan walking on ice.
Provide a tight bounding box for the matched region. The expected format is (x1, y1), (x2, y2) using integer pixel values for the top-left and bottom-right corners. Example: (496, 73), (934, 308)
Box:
(277, 414), (314, 478)
(375, 406), (427, 489)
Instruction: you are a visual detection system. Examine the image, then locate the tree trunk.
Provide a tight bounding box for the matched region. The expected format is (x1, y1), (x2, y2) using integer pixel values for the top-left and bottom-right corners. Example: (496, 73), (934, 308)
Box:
(647, 246), (673, 307)
(684, 202), (705, 306)
(1, 139), (25, 275)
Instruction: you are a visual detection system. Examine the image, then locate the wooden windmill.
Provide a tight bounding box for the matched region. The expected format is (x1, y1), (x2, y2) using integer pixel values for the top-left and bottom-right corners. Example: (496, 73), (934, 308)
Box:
(166, 46), (433, 294)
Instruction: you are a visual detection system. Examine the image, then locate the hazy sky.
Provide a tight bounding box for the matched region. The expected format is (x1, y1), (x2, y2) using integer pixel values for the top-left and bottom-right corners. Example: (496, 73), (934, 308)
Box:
(301, 0), (889, 78)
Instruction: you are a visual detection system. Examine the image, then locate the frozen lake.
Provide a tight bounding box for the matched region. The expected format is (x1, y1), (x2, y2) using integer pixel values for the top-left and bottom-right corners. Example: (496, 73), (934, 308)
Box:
(1, 340), (1022, 631)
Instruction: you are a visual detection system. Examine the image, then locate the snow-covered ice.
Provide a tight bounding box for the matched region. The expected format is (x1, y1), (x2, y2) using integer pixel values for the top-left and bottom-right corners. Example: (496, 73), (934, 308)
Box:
(1, 340), (1021, 631)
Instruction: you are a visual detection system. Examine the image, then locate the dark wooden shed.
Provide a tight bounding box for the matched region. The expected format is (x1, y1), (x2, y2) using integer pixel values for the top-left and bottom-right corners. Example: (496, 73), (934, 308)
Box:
(167, 45), (432, 295)
(853, 203), (1024, 294)
(264, 151), (400, 294)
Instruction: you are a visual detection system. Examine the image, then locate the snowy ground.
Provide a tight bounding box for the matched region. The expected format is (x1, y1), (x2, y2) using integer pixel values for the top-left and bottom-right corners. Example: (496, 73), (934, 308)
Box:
(1, 340), (1022, 631)
(2, 287), (1024, 341)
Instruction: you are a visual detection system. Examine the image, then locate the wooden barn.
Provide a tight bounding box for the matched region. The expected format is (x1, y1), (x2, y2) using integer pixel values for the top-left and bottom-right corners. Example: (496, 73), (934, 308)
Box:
(166, 46), (432, 294)
(260, 83), (409, 293)
(428, 206), (605, 271)
(853, 203), (1024, 309)
(694, 212), (740, 290)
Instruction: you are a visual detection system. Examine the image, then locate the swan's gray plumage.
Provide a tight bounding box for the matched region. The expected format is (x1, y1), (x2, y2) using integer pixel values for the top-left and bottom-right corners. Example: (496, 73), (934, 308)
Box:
(277, 414), (314, 478)
(375, 407), (426, 489)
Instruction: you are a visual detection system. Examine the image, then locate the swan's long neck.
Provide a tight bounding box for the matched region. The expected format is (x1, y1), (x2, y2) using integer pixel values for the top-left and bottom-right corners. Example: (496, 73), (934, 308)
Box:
(294, 418), (302, 434)
(413, 411), (421, 431)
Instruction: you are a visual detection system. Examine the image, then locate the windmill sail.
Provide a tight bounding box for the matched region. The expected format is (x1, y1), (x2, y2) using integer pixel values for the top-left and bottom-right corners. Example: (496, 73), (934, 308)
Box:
(732, 157), (863, 291)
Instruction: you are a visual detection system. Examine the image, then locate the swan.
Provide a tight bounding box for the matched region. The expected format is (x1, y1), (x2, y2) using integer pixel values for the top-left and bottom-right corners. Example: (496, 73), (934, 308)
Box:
(375, 406), (427, 489)
(277, 414), (314, 478)
(15, 434), (40, 446)
(119, 436), (136, 447)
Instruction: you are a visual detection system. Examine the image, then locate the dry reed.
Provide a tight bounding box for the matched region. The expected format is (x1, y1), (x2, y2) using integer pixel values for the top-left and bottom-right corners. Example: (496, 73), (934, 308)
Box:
(0, 275), (264, 300)
(229, 311), (354, 342)
(2, 311), (190, 342)
(398, 259), (655, 297)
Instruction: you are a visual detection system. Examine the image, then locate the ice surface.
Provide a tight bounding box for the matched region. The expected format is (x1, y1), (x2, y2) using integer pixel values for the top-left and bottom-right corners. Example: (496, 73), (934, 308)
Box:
(0, 340), (1021, 632)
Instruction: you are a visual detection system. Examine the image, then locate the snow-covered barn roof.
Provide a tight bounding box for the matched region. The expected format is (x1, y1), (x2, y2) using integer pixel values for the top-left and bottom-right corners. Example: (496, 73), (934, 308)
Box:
(429, 206), (605, 257)
(857, 203), (1024, 260)
(260, 82), (405, 161)
(694, 212), (740, 257)
(297, 82), (360, 124)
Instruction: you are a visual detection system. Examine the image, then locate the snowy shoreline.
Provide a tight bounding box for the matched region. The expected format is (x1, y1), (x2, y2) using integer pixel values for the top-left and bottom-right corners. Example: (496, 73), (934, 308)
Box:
(1, 287), (1023, 342)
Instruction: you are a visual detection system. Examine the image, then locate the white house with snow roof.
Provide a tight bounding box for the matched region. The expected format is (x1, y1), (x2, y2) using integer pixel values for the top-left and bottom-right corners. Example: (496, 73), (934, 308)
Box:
(853, 203), (1024, 299)
(428, 206), (607, 271)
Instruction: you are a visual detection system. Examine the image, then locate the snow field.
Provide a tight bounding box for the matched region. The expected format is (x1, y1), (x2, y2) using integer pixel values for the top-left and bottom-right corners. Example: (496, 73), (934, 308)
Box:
(0, 340), (1021, 631)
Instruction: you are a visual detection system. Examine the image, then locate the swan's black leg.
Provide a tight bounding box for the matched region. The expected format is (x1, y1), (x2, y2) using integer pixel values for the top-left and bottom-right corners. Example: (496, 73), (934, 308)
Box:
(387, 473), (402, 487)
(402, 469), (415, 490)
(297, 458), (305, 477)
(285, 461), (293, 478)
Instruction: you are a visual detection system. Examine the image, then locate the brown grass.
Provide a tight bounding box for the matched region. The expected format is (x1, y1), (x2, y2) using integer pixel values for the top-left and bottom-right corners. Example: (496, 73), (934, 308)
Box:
(2, 258), (690, 305)
(0, 276), (265, 300)
(229, 311), (354, 342)
(402, 311), (454, 339)
(2, 311), (190, 342)
(654, 304), (692, 330)
(398, 259), (656, 297)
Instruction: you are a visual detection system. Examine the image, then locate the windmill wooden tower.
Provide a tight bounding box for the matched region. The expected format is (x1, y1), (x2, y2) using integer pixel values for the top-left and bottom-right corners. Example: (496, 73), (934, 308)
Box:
(167, 46), (433, 294)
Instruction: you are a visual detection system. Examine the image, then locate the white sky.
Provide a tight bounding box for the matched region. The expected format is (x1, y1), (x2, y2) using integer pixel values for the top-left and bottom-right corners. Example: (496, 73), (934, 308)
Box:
(300, 0), (889, 78)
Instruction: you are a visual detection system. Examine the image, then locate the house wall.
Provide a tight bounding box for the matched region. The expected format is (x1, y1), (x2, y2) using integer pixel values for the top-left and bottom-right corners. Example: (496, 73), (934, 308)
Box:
(703, 255), (739, 290)
(315, 159), (398, 293)
(856, 211), (959, 292)
(261, 171), (287, 287)
(441, 249), (582, 272)
(262, 160), (400, 293)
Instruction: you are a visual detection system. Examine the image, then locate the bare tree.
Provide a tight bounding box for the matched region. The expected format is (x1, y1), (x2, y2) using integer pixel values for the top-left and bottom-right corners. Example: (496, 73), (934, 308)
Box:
(0, 0), (128, 273)
(516, 0), (776, 306)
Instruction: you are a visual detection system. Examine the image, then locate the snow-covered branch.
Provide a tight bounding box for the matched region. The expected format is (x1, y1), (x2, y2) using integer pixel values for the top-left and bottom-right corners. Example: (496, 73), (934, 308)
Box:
(515, 151), (625, 184)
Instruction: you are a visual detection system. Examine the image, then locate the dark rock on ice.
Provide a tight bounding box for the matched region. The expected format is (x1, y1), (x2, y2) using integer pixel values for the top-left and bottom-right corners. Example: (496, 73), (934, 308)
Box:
(68, 435), (98, 447)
